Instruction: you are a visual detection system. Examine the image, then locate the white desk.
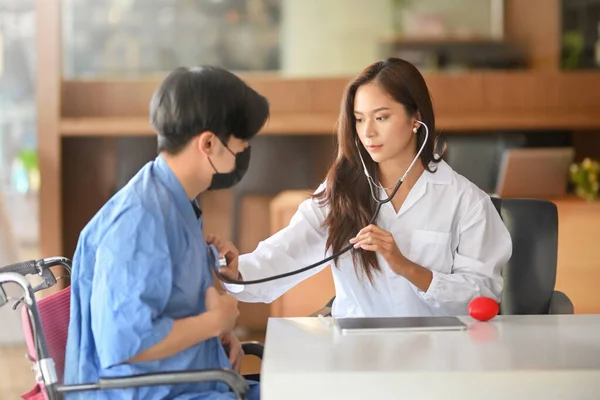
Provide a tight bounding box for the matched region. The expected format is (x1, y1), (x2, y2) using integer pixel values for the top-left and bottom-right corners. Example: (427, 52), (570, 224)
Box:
(261, 315), (600, 400)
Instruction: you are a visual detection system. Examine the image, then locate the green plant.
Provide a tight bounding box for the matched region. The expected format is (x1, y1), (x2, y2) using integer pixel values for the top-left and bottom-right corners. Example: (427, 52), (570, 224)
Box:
(390, 0), (414, 34)
(18, 149), (38, 172)
(569, 158), (600, 201)
(17, 148), (40, 193)
(562, 30), (584, 69)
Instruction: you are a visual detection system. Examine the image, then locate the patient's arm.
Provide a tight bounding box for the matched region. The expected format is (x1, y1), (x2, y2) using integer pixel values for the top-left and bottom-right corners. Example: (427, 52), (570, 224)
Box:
(128, 287), (239, 363)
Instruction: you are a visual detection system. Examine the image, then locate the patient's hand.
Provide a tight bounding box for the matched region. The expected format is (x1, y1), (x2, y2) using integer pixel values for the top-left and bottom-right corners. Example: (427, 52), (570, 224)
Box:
(220, 331), (244, 372)
(205, 287), (239, 334)
(206, 234), (240, 282)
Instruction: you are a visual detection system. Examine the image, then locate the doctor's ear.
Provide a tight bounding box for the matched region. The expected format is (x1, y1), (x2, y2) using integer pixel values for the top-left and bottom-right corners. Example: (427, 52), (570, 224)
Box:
(412, 112), (422, 134)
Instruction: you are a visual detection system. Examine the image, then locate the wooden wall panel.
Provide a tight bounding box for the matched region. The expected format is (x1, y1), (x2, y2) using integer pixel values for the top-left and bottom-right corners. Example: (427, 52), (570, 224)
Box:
(307, 78), (348, 113)
(504, 0), (561, 71)
(61, 76), (349, 118)
(198, 190), (235, 241)
(269, 191), (335, 318)
(36, 0), (62, 258)
(61, 138), (118, 259)
(236, 195), (273, 331)
(554, 198), (600, 314)
(201, 191), (273, 332)
(247, 80), (313, 113)
(425, 74), (485, 114)
(481, 73), (560, 113)
(61, 117), (155, 136)
(557, 73), (600, 111)
(61, 80), (159, 117)
(62, 75), (490, 119)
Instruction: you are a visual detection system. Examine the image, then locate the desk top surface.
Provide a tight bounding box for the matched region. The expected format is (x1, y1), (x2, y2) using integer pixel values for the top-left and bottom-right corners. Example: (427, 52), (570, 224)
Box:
(262, 314), (600, 374)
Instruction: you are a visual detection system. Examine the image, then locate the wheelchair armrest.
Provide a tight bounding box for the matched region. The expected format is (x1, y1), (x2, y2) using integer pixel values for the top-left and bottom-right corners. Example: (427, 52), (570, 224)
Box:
(242, 341), (264, 359)
(0, 284), (7, 307)
(548, 290), (574, 314)
(308, 296), (335, 317)
(308, 306), (332, 317)
(57, 369), (248, 400)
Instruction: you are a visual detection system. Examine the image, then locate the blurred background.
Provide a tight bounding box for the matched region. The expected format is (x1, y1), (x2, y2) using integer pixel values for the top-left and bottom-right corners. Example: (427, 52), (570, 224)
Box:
(1, 0), (600, 396)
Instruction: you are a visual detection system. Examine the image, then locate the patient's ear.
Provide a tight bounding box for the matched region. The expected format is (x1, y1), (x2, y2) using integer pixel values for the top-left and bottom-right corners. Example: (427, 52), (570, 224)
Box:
(197, 131), (216, 156)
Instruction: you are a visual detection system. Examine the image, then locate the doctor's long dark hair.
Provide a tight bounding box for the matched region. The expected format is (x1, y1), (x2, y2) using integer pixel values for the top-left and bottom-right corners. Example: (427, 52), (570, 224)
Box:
(313, 58), (442, 284)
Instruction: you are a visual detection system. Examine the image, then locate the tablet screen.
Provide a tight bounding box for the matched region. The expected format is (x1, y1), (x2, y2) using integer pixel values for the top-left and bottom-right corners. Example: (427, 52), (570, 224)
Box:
(334, 316), (467, 333)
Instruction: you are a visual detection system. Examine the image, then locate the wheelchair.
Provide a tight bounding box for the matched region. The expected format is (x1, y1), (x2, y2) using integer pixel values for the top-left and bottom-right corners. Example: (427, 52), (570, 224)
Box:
(0, 257), (263, 400)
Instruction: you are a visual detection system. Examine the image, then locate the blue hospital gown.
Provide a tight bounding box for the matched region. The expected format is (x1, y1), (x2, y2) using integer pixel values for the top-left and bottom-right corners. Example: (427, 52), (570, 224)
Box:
(64, 155), (258, 399)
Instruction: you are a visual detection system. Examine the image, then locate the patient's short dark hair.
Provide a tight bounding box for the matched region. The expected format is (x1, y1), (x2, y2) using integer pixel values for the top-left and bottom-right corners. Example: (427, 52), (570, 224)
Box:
(150, 66), (270, 155)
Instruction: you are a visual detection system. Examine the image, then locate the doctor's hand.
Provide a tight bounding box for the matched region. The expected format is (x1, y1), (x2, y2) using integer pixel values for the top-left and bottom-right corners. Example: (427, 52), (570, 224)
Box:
(220, 331), (244, 372)
(206, 234), (241, 281)
(205, 286), (239, 334)
(349, 224), (409, 274)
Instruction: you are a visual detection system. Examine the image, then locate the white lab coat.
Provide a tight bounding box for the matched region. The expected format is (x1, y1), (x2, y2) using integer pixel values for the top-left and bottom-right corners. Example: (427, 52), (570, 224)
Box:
(227, 160), (512, 317)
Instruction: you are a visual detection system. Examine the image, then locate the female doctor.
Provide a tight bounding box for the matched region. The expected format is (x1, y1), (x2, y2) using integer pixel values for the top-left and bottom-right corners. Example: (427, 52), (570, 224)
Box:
(210, 57), (512, 317)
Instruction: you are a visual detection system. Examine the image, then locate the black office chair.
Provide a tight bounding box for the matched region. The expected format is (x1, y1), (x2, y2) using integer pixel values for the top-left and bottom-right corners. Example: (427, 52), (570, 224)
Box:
(312, 197), (574, 317)
(495, 198), (573, 315)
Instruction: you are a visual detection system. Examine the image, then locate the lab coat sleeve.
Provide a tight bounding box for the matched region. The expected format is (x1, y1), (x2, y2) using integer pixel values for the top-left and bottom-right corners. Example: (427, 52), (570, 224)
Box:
(420, 196), (511, 315)
(224, 185), (330, 303)
(90, 206), (174, 369)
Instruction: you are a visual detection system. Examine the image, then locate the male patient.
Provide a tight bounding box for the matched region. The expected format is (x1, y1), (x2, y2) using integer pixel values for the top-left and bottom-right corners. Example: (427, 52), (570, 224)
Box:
(64, 66), (269, 399)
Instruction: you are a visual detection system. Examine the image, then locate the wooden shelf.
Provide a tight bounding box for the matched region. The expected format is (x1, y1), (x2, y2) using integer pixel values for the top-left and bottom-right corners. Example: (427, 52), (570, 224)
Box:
(59, 71), (600, 136)
(436, 113), (600, 131)
(61, 117), (152, 136)
(60, 113), (340, 136)
(379, 35), (502, 45)
(60, 111), (600, 137)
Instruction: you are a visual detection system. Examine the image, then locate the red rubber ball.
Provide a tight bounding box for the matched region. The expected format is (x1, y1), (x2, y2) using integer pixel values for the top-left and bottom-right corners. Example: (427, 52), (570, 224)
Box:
(468, 297), (499, 321)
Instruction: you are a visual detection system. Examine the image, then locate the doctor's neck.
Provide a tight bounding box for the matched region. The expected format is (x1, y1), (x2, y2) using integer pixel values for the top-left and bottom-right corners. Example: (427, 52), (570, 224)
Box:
(161, 151), (208, 201)
(377, 152), (425, 190)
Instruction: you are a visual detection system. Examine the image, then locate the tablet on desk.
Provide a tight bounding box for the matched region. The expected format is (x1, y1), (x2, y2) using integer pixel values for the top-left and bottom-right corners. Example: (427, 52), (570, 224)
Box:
(334, 316), (468, 334)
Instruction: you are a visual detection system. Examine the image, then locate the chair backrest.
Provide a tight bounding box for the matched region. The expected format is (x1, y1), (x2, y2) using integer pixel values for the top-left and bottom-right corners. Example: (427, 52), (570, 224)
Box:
(490, 196), (502, 218)
(496, 198), (559, 314)
(21, 286), (71, 384)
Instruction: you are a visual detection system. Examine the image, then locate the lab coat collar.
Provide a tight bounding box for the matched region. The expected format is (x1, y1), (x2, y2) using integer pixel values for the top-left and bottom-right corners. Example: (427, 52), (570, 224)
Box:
(423, 159), (452, 186)
(153, 155), (202, 227)
(378, 159), (452, 217)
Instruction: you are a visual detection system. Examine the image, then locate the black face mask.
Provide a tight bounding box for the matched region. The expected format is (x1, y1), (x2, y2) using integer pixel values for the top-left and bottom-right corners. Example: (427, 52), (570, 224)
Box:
(207, 145), (251, 190)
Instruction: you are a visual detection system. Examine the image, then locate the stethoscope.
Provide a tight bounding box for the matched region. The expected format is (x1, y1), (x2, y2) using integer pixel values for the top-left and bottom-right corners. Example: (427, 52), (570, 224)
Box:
(211, 120), (430, 285)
